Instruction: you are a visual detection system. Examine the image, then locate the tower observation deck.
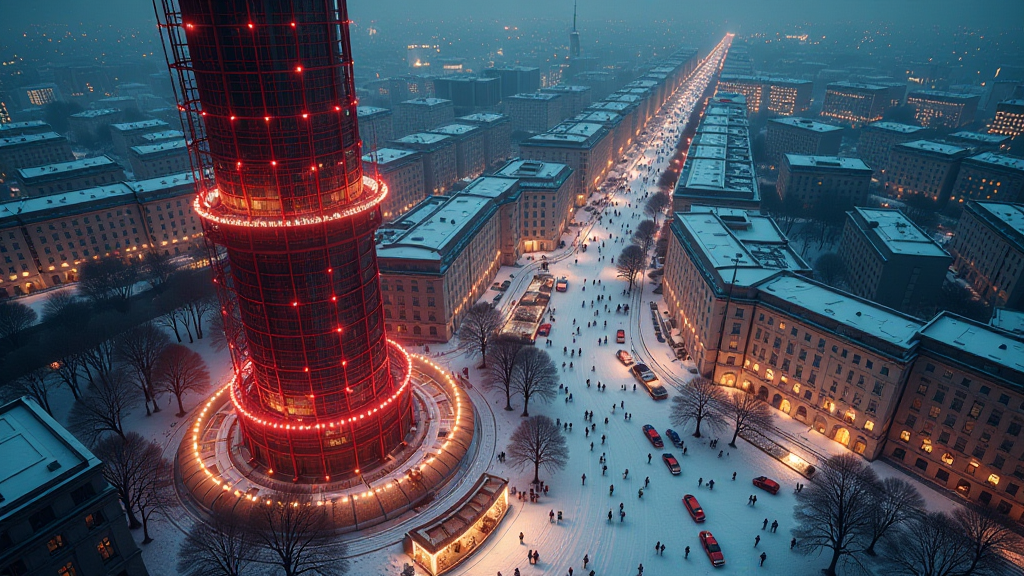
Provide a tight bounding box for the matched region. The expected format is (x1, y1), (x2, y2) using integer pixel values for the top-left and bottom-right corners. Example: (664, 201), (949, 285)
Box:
(157, 0), (413, 481)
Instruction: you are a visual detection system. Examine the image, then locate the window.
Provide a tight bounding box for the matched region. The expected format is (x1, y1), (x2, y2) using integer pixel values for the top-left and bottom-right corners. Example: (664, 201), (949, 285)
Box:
(46, 534), (66, 554)
(57, 562), (77, 576)
(938, 430), (951, 444)
(921, 438), (933, 453)
(987, 410), (1002, 427)
(96, 537), (116, 561)
(914, 458), (929, 471)
(872, 381), (884, 396)
(943, 414), (957, 428)
(880, 367), (889, 376)
(892, 447), (906, 460)
(928, 406), (941, 419)
(924, 363), (935, 373)
(899, 430), (911, 442)
(936, 469), (950, 482)
(84, 511), (104, 530)
(29, 507), (55, 532)
(954, 436), (968, 452)
(864, 420), (874, 431)
(71, 483), (96, 505)
(968, 401), (984, 420)
(987, 474), (1000, 486)
(1007, 484), (1020, 497)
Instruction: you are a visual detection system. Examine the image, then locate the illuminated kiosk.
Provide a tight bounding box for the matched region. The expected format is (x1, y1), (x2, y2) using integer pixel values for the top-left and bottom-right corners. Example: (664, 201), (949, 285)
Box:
(404, 474), (509, 576)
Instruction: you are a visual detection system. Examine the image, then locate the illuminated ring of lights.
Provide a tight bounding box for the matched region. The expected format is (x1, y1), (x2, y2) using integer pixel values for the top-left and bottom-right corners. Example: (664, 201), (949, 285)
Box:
(193, 175), (388, 229)
(187, 350), (467, 506)
(229, 339), (412, 431)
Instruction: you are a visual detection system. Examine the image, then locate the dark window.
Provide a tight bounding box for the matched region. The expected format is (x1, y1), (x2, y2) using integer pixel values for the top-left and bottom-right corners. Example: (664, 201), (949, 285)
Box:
(29, 507), (55, 532)
(71, 483), (96, 506)
(978, 491), (992, 505)
(935, 469), (950, 482)
(914, 458), (929, 471)
(891, 448), (907, 460)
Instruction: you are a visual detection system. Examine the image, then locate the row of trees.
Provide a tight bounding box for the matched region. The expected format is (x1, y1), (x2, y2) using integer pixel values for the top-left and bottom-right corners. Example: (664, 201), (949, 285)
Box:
(669, 377), (774, 446)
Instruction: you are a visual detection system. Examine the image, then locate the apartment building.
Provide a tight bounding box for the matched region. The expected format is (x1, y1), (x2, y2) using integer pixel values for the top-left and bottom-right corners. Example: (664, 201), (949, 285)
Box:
(457, 113), (513, 169)
(0, 121), (53, 137)
(362, 148), (426, 221)
(0, 132), (75, 194)
(0, 398), (149, 576)
(949, 201), (1024, 309)
(989, 99), (1024, 138)
(672, 95), (760, 211)
(0, 172), (200, 297)
(821, 82), (896, 125)
(16, 156), (125, 198)
(506, 93), (564, 134)
(856, 122), (927, 178)
(944, 131), (1010, 154)
(390, 133), (458, 195)
(67, 109), (123, 142)
(128, 140), (190, 180)
(109, 119), (171, 159)
(539, 84), (593, 119)
(586, 100), (638, 146)
(459, 176), (523, 265)
(482, 66), (541, 98)
(393, 98), (454, 137)
(949, 153), (1024, 204)
(777, 155), (872, 209)
(573, 111), (627, 159)
(716, 75), (813, 115)
(906, 90), (981, 129)
(765, 117), (844, 168)
(885, 313), (1024, 522)
(428, 123), (487, 180)
(494, 159), (575, 252)
(838, 207), (951, 312)
(519, 121), (611, 201)
(884, 140), (971, 205)
(356, 106), (394, 151)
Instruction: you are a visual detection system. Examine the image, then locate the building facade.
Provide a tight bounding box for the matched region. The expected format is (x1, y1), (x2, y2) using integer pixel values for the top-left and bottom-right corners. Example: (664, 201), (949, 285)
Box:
(391, 133), (458, 195)
(457, 113), (513, 169)
(838, 207), (951, 313)
(362, 148), (426, 222)
(506, 93), (563, 134)
(427, 123), (487, 180)
(949, 153), (1024, 204)
(0, 133), (76, 195)
(494, 159), (575, 252)
(0, 398), (149, 576)
(821, 82), (895, 125)
(127, 140), (190, 180)
(716, 75), (812, 115)
(765, 117), (843, 168)
(777, 155), (872, 209)
(856, 122), (927, 178)
(356, 106), (394, 151)
(109, 119), (171, 159)
(989, 99), (1024, 138)
(519, 121), (611, 201)
(949, 201), (1024, 309)
(393, 98), (455, 137)
(483, 66), (541, 98)
(906, 90), (980, 129)
(539, 85), (593, 119)
(16, 156), (125, 198)
(67, 109), (123, 143)
(884, 140), (971, 205)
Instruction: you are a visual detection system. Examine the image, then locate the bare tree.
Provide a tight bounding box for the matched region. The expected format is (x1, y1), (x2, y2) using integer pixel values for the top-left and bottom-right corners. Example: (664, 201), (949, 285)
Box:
(41, 290), (90, 328)
(726, 391), (773, 447)
(953, 507), (1017, 576)
(158, 306), (190, 343)
(92, 431), (169, 536)
(616, 244), (646, 290)
(507, 415), (569, 483)
(632, 219), (658, 255)
(483, 335), (523, 411)
(793, 453), (881, 576)
(458, 302), (504, 368)
(115, 322), (171, 415)
(881, 512), (972, 576)
(143, 250), (176, 289)
(3, 369), (58, 415)
(670, 377), (726, 438)
(68, 369), (138, 445)
(645, 191), (671, 226)
(78, 257), (140, 308)
(155, 344), (211, 416)
(815, 253), (847, 288)
(0, 300), (37, 347)
(866, 477), (924, 555)
(177, 517), (259, 576)
(510, 346), (558, 417)
(250, 496), (348, 576)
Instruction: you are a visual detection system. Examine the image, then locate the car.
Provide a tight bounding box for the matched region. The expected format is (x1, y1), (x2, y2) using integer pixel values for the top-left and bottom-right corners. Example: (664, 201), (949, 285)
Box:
(491, 282), (502, 290)
(492, 293), (503, 303)
(616, 329), (625, 344)
(752, 476), (780, 495)
(662, 453), (680, 475)
(500, 280), (511, 291)
(630, 363), (658, 385)
(665, 428), (682, 447)
(555, 277), (568, 292)
(683, 494), (705, 522)
(616, 350), (634, 366)
(537, 323), (552, 337)
(699, 530), (725, 567)
(642, 424), (664, 448)
(644, 381), (668, 400)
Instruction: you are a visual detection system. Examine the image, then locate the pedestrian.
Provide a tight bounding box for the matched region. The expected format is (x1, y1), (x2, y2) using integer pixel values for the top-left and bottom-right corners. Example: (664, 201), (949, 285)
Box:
(718, 450), (723, 458)
(582, 474), (587, 485)
(771, 520), (779, 533)
(528, 550), (533, 564)
(520, 531), (525, 544)
(759, 552), (767, 567)
(790, 538), (797, 549)
(708, 479), (715, 490)
(620, 510), (625, 522)
(732, 472), (737, 481)
(603, 465), (608, 475)
(638, 488), (643, 499)
(624, 469), (629, 479)
(648, 453), (652, 464)
(637, 563), (643, 575)
(590, 442), (594, 451)
(685, 546), (690, 559)
(754, 535), (760, 547)
(683, 446), (687, 455)
(655, 541), (661, 554)
(601, 434), (606, 444)
(569, 567), (573, 576)
(534, 551), (539, 565)
(763, 518), (769, 530)
(644, 476), (650, 487)
(583, 554), (590, 569)
(753, 495), (757, 505)
(609, 484), (614, 496)
(660, 543), (665, 555)
(698, 477), (703, 487)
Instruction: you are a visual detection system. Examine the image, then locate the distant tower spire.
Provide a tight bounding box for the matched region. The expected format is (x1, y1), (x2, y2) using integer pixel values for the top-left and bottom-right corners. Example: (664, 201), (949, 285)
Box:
(570, 0), (581, 58)
(573, 0), (577, 31)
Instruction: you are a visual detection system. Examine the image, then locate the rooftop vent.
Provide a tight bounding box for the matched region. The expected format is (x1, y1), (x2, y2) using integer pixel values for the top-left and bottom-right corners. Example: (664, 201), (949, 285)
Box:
(47, 460), (62, 472)
(999, 344), (1007, 350)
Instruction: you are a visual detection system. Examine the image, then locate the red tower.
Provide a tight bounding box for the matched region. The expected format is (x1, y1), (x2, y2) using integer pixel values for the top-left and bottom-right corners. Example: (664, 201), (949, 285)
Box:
(156, 0), (412, 480)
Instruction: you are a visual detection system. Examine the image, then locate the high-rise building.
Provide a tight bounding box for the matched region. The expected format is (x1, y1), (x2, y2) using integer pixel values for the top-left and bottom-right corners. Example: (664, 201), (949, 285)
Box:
(949, 153), (1024, 204)
(949, 201), (1024, 309)
(857, 122), (928, 178)
(0, 132), (75, 193)
(885, 140), (971, 205)
(393, 97), (455, 137)
(519, 121), (611, 202)
(989, 99), (1024, 138)
(838, 208), (951, 312)
(428, 123), (487, 180)
(506, 93), (564, 134)
(777, 155), (872, 209)
(362, 148), (426, 221)
(482, 67), (541, 98)
(391, 133), (458, 195)
(457, 113), (513, 169)
(765, 117), (843, 168)
(494, 159), (576, 252)
(906, 90), (980, 129)
(569, 0), (581, 58)
(539, 85), (592, 119)
(356, 106), (394, 152)
(128, 140), (191, 180)
(943, 131), (1011, 154)
(432, 77), (501, 113)
(110, 119), (172, 159)
(821, 82), (895, 125)
(165, 0), (413, 480)
(67, 109), (124, 143)
(716, 75), (813, 116)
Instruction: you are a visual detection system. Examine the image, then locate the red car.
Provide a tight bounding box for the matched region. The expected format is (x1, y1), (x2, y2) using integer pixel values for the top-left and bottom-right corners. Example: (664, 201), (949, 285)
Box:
(537, 323), (551, 337)
(752, 476), (780, 495)
(683, 494), (705, 522)
(662, 453), (680, 475)
(699, 530), (725, 567)
(616, 329), (625, 343)
(642, 425), (664, 448)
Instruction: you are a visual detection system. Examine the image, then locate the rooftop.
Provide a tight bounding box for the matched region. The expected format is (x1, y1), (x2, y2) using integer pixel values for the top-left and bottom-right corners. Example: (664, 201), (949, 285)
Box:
(908, 90), (980, 101)
(758, 275), (925, 347)
(110, 119), (169, 132)
(0, 131), (66, 149)
(969, 201), (1024, 250)
(947, 131), (1009, 145)
(719, 74), (812, 86)
(996, 99), (1024, 108)
(509, 93), (561, 101)
(827, 81), (888, 92)
(17, 155), (118, 181)
(0, 398), (98, 521)
(70, 108), (120, 119)
(458, 112), (507, 124)
(918, 313), (1024, 375)
(357, 106), (390, 117)
(523, 122), (607, 147)
(964, 152), (1024, 172)
(866, 121), (927, 134)
(126, 171), (195, 195)
(897, 139), (969, 157)
(362, 147), (419, 165)
(376, 194), (494, 262)
(400, 97), (452, 107)
(428, 123), (480, 137)
(770, 117), (843, 133)
(784, 155), (871, 171)
(130, 139), (187, 156)
(394, 132), (450, 146)
(495, 159), (568, 181)
(851, 207), (950, 258)
(0, 121), (48, 134)
(540, 85), (591, 93)
(990, 308), (1024, 337)
(140, 130), (185, 143)
(460, 176), (519, 199)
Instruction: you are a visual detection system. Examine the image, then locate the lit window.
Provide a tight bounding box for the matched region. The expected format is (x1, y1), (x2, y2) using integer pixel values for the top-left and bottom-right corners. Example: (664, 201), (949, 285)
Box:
(987, 474), (1000, 486)
(57, 562), (77, 576)
(900, 430), (911, 442)
(863, 420), (874, 432)
(96, 536), (116, 561)
(941, 452), (954, 465)
(921, 438), (933, 453)
(47, 534), (66, 554)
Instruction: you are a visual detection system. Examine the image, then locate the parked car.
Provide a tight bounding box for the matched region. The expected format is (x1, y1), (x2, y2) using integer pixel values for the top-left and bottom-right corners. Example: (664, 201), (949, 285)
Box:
(616, 329), (625, 344)
(555, 277), (568, 292)
(643, 381), (668, 401)
(752, 476), (780, 495)
(665, 428), (682, 447)
(616, 350), (634, 366)
(537, 324), (551, 337)
(662, 453), (681, 475)
(500, 280), (511, 291)
(492, 293), (503, 304)
(683, 494), (705, 522)
(642, 425), (664, 448)
(699, 531), (725, 567)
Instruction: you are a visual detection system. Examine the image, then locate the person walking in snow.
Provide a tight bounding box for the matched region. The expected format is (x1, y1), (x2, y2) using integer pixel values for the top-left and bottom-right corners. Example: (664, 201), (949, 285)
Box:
(708, 479), (715, 490)
(791, 538), (797, 549)
(771, 520), (779, 533)
(759, 552), (767, 566)
(644, 476), (650, 487)
(637, 563), (644, 575)
(754, 535), (760, 547)
(698, 477), (703, 487)
(685, 546), (690, 559)
(762, 518), (768, 530)
(520, 531), (525, 544)
(583, 554), (589, 569)
(609, 484), (614, 495)
(647, 453), (652, 464)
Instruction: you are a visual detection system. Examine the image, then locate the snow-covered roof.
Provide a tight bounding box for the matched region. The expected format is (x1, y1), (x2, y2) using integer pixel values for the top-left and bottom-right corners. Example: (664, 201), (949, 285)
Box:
(495, 159), (569, 182)
(525, 122), (607, 147)
(110, 119), (169, 132)
(460, 176), (518, 199)
(964, 152), (1024, 173)
(17, 155), (119, 181)
(907, 90), (980, 101)
(588, 101), (631, 113)
(458, 112), (506, 124)
(0, 131), (66, 149)
(770, 117), (843, 133)
(126, 171), (194, 195)
(394, 132), (450, 146)
(784, 155), (871, 172)
(897, 140), (969, 157)
(400, 97), (452, 107)
(990, 308), (1024, 337)
(865, 121), (926, 134)
(376, 194), (494, 262)
(719, 74), (811, 86)
(428, 123), (480, 137)
(541, 85), (590, 93)
(70, 108), (119, 119)
(758, 275), (925, 346)
(574, 111), (622, 125)
(827, 81), (889, 92)
(918, 313), (1024, 374)
(0, 398), (99, 522)
(362, 147), (418, 165)
(356, 105), (390, 117)
(130, 139), (187, 156)
(947, 131), (1009, 145)
(140, 130), (185, 143)
(0, 121), (48, 134)
(969, 202), (1024, 249)
(509, 93), (561, 101)
(851, 208), (949, 258)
